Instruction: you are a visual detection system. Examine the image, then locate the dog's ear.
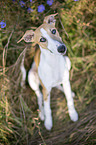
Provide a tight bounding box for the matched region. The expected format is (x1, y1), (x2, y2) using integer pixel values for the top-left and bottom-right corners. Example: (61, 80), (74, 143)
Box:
(17, 30), (35, 43)
(43, 13), (58, 25)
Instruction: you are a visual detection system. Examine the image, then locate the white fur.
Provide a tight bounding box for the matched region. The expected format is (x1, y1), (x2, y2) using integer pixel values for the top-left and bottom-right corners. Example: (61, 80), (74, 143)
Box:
(27, 28), (78, 130)
(38, 48), (65, 91)
(44, 94), (52, 130)
(21, 65), (26, 87)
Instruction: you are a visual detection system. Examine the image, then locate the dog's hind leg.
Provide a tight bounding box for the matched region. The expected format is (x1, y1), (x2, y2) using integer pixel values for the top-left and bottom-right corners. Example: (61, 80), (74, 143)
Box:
(28, 62), (44, 121)
(56, 85), (75, 98)
(56, 85), (64, 92)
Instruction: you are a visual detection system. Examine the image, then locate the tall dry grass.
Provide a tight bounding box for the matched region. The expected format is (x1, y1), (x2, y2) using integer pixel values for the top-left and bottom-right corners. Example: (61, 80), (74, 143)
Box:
(0, 0), (96, 144)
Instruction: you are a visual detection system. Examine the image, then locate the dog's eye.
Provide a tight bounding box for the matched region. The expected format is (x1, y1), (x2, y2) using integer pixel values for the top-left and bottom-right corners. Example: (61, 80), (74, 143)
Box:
(51, 29), (56, 34)
(40, 37), (46, 42)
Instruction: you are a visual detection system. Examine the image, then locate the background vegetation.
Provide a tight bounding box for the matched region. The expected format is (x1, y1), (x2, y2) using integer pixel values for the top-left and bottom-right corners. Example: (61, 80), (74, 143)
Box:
(0, 0), (96, 144)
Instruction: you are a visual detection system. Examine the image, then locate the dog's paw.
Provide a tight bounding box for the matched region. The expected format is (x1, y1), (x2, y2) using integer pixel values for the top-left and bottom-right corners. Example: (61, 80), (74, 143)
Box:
(44, 117), (53, 130)
(69, 108), (78, 122)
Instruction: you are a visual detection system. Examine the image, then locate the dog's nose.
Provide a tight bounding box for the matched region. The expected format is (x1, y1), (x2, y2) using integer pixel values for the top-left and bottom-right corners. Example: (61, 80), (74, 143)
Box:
(57, 45), (67, 54)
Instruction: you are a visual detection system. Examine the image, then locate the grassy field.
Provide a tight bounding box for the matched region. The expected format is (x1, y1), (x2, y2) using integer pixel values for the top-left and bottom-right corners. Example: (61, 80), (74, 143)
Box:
(0, 0), (96, 144)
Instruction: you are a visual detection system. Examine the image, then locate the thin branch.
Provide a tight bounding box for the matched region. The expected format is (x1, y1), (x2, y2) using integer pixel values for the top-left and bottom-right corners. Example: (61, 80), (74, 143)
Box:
(3, 30), (14, 74)
(4, 30), (14, 50)
(1, 47), (27, 74)
(58, 14), (69, 39)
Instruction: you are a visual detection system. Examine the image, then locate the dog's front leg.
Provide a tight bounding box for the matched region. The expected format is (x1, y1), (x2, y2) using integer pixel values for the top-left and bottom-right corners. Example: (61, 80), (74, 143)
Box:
(63, 70), (78, 122)
(42, 88), (52, 130)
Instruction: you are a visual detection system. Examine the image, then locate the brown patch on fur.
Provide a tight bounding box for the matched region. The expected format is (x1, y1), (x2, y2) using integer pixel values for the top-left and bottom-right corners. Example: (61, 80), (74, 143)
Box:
(39, 79), (49, 101)
(34, 48), (41, 69)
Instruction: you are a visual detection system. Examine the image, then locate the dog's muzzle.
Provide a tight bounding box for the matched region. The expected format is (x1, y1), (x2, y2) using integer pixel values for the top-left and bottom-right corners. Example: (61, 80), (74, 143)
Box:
(57, 45), (67, 55)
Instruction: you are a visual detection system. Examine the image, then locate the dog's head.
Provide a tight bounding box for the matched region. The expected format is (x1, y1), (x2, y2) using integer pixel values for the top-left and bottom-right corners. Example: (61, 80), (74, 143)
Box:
(18, 13), (67, 55)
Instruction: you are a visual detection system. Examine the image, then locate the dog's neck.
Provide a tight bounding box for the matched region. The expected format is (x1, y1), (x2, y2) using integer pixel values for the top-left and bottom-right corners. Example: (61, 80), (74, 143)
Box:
(39, 45), (63, 68)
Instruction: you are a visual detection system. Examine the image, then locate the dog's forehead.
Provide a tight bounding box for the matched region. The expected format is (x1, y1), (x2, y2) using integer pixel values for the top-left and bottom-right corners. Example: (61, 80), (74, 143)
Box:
(34, 24), (55, 41)
(36, 23), (54, 32)
(34, 23), (62, 45)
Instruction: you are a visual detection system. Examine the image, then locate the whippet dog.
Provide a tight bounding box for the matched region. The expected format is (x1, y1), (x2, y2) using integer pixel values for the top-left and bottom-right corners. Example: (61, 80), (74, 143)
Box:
(18, 14), (78, 130)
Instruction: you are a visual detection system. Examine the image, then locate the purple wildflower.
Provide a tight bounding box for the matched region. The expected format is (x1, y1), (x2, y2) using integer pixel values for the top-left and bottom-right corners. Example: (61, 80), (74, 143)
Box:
(0, 21), (6, 28)
(74, 0), (79, 1)
(19, 1), (25, 7)
(47, 0), (53, 6)
(30, 0), (32, 2)
(27, 7), (33, 13)
(38, 4), (45, 13)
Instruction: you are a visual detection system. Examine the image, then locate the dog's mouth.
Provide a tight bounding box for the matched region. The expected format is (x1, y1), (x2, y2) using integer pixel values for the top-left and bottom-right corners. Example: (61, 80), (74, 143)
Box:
(57, 44), (67, 55)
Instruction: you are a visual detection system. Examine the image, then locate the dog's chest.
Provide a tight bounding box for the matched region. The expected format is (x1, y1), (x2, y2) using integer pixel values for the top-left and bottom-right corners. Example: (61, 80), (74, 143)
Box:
(38, 51), (67, 89)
